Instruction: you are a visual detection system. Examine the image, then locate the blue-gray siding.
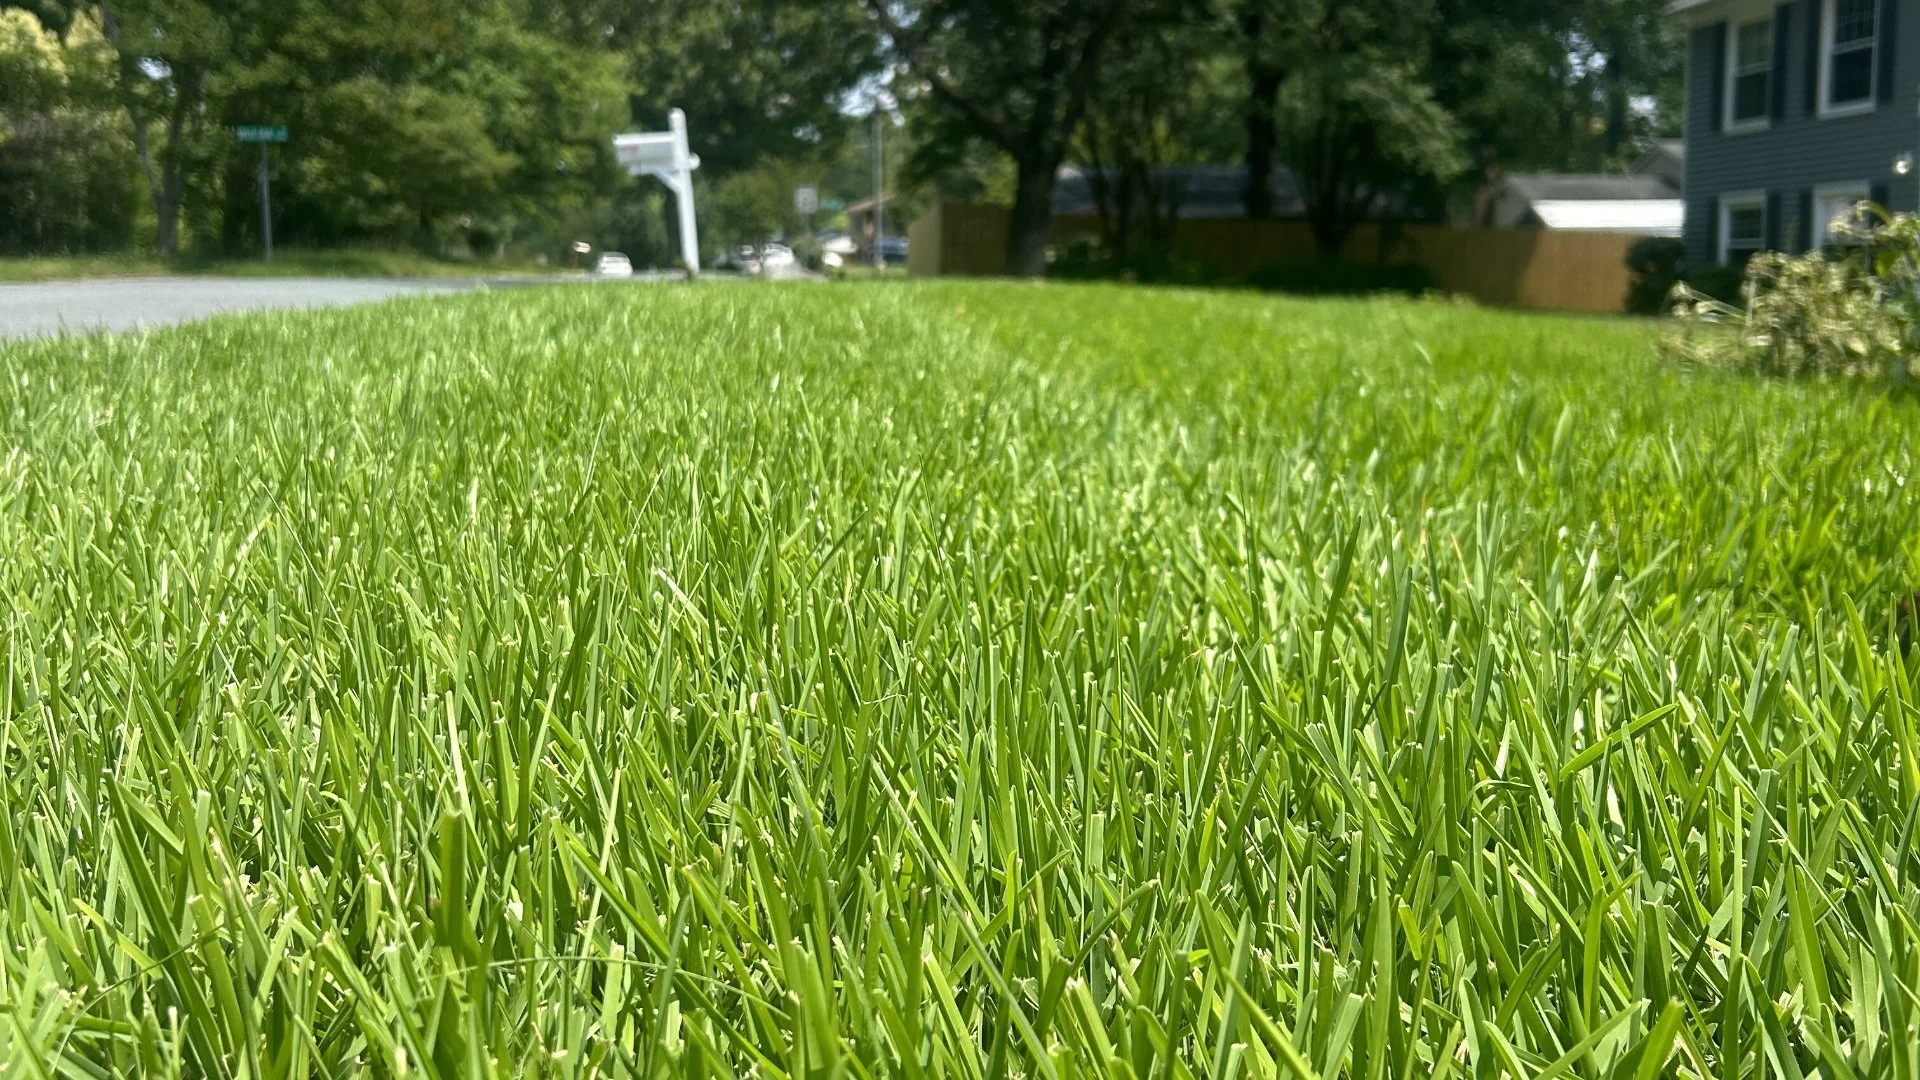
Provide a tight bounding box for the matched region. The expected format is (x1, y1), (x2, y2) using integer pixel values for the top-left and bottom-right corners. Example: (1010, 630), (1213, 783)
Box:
(1684, 0), (1920, 265)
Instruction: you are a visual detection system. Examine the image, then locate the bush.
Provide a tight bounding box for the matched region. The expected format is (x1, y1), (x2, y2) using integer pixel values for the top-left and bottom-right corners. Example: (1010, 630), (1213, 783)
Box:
(1668, 203), (1919, 379)
(1244, 258), (1436, 297)
(1679, 264), (1746, 307)
(1624, 237), (1686, 315)
(1047, 235), (1212, 285)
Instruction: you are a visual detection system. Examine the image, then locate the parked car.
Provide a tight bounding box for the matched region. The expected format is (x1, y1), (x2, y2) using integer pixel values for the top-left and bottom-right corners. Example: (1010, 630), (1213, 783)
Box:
(711, 245), (760, 273)
(593, 252), (633, 277)
(760, 243), (797, 270)
(820, 233), (860, 269)
(862, 237), (908, 267)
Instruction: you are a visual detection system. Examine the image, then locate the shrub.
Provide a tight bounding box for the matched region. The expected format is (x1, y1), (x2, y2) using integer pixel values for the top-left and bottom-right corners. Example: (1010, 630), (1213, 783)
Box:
(1625, 237), (1687, 315)
(1668, 203), (1920, 379)
(1244, 258), (1436, 297)
(1047, 234), (1212, 285)
(1679, 264), (1746, 307)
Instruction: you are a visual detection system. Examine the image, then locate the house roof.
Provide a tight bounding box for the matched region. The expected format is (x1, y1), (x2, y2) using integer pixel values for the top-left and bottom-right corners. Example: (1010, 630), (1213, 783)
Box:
(1504, 173), (1680, 202)
(1530, 199), (1684, 236)
(843, 195), (898, 216)
(1634, 139), (1684, 168)
(1052, 165), (1306, 219)
(1665, 0), (1738, 24)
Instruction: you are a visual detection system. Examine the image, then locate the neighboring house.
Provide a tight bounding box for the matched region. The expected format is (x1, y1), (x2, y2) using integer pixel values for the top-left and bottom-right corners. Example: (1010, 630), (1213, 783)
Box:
(1488, 172), (1685, 236)
(1050, 165), (1411, 220)
(1671, 0), (1915, 267)
(1633, 139), (1688, 189)
(845, 196), (907, 241)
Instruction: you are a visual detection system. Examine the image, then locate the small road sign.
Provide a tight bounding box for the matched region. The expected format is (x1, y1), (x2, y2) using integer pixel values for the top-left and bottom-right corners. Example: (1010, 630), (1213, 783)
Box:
(795, 186), (819, 215)
(235, 124), (289, 143)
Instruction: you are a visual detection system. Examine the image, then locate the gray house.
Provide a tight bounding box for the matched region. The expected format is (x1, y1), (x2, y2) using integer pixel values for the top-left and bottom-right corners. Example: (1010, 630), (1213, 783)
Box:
(1672, 0), (1915, 266)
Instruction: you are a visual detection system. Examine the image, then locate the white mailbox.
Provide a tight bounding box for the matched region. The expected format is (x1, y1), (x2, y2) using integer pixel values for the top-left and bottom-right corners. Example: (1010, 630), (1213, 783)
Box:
(614, 109), (702, 274)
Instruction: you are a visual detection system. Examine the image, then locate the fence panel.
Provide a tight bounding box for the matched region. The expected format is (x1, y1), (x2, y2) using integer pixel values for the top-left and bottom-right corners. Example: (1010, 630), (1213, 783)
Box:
(908, 201), (1639, 314)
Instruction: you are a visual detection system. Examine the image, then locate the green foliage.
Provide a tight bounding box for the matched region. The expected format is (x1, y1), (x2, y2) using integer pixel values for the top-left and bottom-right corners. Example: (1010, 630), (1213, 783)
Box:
(1671, 206), (1920, 380)
(1624, 236), (1685, 316)
(1245, 256), (1437, 296)
(1679, 263), (1746, 306)
(1046, 233), (1214, 284)
(870, 0), (1130, 274)
(619, 0), (877, 178)
(0, 9), (139, 254)
(0, 0), (863, 260)
(3, 283), (1918, 1076)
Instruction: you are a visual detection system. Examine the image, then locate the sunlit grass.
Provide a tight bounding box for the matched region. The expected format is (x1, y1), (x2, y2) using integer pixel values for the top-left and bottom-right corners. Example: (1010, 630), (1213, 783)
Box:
(1, 282), (1917, 1077)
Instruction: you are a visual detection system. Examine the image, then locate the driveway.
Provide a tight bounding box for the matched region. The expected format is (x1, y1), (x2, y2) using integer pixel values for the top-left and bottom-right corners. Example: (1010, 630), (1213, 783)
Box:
(0, 277), (484, 340)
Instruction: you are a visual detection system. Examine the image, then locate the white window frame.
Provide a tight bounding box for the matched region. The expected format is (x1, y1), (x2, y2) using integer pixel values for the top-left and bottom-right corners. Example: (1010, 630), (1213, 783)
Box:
(1725, 16), (1775, 133)
(1812, 181), (1871, 248)
(1719, 191), (1768, 265)
(1819, 0), (1880, 118)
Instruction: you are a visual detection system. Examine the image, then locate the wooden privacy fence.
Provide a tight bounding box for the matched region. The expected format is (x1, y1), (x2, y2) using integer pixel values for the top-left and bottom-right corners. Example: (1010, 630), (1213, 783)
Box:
(907, 201), (1640, 314)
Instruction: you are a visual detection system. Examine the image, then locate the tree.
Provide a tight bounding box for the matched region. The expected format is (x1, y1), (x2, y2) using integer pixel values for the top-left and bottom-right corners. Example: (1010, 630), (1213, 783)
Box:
(1234, 0), (1287, 219)
(866, 0), (1130, 277)
(96, 0), (235, 256)
(1070, 3), (1236, 262)
(1252, 0), (1466, 255)
(1428, 0), (1681, 221)
(212, 0), (627, 252)
(0, 9), (138, 254)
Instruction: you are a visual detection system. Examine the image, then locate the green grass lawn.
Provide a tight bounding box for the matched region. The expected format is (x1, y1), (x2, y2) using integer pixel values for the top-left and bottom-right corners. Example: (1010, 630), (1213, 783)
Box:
(0, 249), (568, 283)
(2, 282), (1917, 1077)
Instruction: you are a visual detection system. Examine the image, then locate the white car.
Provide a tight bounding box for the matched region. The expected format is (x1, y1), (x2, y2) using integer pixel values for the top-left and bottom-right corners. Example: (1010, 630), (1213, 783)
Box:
(760, 244), (796, 270)
(594, 252), (633, 277)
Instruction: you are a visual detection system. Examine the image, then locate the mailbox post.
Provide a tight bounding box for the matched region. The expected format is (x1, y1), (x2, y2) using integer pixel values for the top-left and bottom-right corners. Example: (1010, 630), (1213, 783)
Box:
(614, 111), (702, 274)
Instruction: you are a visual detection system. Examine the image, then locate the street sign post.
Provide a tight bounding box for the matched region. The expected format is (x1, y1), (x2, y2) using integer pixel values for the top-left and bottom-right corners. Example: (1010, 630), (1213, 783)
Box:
(235, 125), (288, 263)
(615, 110), (702, 274)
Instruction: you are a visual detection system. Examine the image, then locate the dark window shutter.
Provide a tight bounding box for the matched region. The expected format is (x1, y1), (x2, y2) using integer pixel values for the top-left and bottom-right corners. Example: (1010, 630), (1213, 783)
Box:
(1872, 180), (1891, 209)
(1704, 199), (1721, 262)
(1709, 23), (1729, 131)
(1766, 191), (1784, 249)
(1798, 189), (1815, 250)
(1774, 5), (1794, 120)
(1879, 0), (1900, 105)
(1807, 0), (1825, 113)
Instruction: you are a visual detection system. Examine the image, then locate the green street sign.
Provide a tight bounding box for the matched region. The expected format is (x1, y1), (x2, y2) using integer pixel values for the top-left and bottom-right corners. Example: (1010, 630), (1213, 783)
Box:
(821, 197), (847, 212)
(235, 124), (289, 143)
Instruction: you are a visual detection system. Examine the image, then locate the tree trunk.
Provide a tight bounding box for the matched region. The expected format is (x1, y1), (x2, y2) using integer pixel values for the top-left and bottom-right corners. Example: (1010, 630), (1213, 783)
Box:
(1602, 55), (1630, 162)
(148, 67), (200, 257)
(1006, 156), (1058, 278)
(1240, 3), (1283, 219)
(1304, 193), (1352, 257)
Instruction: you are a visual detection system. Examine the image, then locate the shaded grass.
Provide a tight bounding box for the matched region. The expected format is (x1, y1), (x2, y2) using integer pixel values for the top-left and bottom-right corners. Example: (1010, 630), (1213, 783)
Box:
(0, 282), (1917, 1077)
(0, 248), (566, 283)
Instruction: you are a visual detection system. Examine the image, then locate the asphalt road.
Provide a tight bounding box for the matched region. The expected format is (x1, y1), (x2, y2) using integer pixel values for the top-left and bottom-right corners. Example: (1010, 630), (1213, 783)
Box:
(0, 277), (481, 340)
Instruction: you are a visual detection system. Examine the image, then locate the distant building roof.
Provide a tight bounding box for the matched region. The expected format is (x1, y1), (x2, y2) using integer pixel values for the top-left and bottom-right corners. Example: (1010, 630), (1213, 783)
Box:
(1053, 165), (1305, 219)
(1492, 170), (1684, 235)
(1530, 199), (1684, 236)
(1503, 173), (1680, 203)
(1631, 141), (1686, 189)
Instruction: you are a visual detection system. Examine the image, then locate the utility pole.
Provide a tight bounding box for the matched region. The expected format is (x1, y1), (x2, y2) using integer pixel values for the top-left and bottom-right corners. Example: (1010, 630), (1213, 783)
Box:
(871, 110), (885, 272)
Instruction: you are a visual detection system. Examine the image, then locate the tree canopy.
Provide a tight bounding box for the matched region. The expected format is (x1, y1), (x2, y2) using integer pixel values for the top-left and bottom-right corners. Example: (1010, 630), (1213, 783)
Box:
(0, 0), (1681, 266)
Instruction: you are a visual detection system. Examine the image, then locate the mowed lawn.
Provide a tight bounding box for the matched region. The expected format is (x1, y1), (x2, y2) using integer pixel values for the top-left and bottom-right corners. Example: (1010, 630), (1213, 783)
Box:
(2, 282), (1918, 1078)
